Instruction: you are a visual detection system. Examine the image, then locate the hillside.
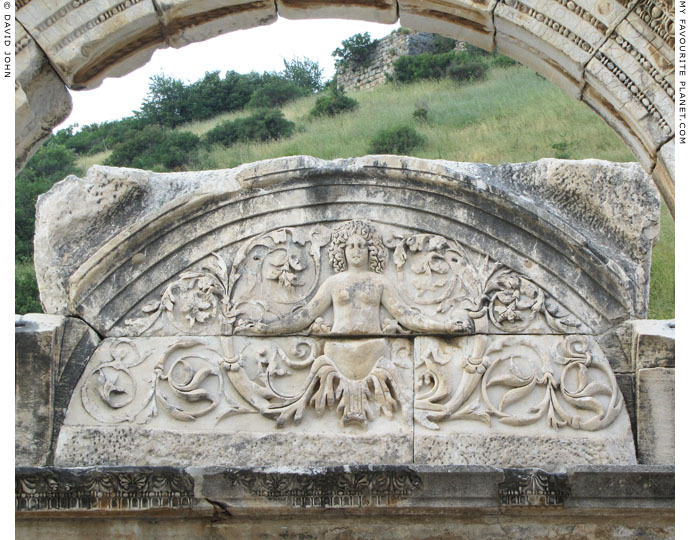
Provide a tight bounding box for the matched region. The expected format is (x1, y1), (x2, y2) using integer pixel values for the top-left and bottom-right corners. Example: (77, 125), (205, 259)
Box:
(18, 63), (673, 318)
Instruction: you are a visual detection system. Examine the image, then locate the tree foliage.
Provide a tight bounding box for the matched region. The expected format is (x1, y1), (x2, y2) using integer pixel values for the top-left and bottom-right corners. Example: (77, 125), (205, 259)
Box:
(309, 85), (358, 117)
(332, 32), (378, 70)
(282, 57), (324, 92)
(368, 125), (425, 155)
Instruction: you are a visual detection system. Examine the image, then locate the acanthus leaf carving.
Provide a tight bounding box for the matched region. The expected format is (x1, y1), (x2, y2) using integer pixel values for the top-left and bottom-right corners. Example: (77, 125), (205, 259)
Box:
(415, 335), (623, 431)
(124, 219), (589, 337)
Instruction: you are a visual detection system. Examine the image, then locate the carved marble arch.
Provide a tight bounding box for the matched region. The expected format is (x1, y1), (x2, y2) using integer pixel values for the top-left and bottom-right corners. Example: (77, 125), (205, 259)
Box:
(15, 0), (675, 214)
(51, 158), (645, 467)
(59, 157), (649, 339)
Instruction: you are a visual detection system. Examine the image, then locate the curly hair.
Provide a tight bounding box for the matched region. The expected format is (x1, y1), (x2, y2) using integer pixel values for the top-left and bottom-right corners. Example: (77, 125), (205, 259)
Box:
(327, 220), (386, 274)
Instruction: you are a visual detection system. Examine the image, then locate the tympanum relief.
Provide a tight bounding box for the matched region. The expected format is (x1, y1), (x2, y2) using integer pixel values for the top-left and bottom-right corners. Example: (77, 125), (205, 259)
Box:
(124, 219), (587, 337)
(66, 219), (625, 435)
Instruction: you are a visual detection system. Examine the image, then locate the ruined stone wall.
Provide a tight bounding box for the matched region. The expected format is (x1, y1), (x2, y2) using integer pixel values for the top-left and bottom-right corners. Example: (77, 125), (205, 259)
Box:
(337, 31), (461, 92)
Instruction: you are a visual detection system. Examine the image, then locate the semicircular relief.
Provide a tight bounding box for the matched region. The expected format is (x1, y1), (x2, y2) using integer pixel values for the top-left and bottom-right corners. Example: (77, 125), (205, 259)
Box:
(48, 157), (653, 469)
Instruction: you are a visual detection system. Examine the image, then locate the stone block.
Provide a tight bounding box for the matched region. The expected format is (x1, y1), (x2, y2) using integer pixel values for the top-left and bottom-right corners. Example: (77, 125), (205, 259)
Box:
(495, 0), (630, 81)
(413, 335), (637, 471)
(154, 0), (276, 48)
(15, 314), (101, 466)
(399, 0), (498, 52)
(632, 319), (674, 369)
(596, 321), (633, 372)
(16, 0), (162, 89)
(15, 21), (72, 172)
(636, 367), (674, 464)
(55, 336), (414, 466)
(276, 0), (398, 23)
(585, 53), (673, 157)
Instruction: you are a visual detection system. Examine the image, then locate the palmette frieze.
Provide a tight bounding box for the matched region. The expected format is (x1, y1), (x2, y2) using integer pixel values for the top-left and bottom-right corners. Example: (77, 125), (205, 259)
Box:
(124, 220), (588, 337)
(70, 334), (622, 432)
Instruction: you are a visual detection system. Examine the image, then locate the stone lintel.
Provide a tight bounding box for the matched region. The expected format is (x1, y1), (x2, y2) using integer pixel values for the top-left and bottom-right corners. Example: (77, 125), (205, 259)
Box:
(16, 465), (674, 516)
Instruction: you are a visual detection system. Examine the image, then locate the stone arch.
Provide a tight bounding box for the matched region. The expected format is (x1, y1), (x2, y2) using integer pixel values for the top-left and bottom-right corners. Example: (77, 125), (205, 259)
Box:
(15, 0), (675, 215)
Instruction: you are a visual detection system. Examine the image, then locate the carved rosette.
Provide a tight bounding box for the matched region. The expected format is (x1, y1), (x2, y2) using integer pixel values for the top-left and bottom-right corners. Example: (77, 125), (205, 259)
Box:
(125, 220), (588, 337)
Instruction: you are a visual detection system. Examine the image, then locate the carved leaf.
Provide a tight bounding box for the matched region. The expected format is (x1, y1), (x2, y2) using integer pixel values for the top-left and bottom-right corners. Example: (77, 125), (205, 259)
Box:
(566, 396), (605, 417)
(569, 380), (612, 398)
(498, 379), (536, 412)
(486, 373), (534, 388)
(142, 300), (161, 313)
(268, 229), (287, 245)
(393, 244), (407, 269)
(428, 256), (450, 274)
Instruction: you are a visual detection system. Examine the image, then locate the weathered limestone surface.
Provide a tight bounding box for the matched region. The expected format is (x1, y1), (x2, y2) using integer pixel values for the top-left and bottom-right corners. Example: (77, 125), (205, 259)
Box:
(29, 156), (656, 471)
(34, 157), (659, 333)
(413, 335), (636, 471)
(276, 0), (398, 23)
(15, 314), (101, 466)
(632, 319), (674, 369)
(632, 319), (674, 466)
(15, 465), (675, 539)
(636, 367), (674, 465)
(398, 0), (498, 51)
(15, 21), (72, 172)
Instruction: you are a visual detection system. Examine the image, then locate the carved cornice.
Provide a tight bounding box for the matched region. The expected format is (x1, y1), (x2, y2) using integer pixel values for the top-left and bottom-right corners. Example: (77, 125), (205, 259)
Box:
(15, 467), (194, 511)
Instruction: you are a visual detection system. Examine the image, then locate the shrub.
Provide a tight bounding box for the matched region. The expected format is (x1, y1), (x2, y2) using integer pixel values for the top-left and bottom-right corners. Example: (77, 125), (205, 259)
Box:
(431, 34), (457, 54)
(412, 106), (430, 122)
(104, 125), (200, 170)
(310, 86), (358, 117)
(393, 52), (456, 83)
(368, 125), (425, 155)
(204, 109), (295, 146)
(492, 54), (519, 68)
(446, 56), (488, 85)
(332, 32), (378, 70)
(247, 77), (309, 108)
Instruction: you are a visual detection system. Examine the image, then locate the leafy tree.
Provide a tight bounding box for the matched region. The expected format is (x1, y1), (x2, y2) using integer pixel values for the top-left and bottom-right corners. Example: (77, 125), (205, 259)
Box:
(247, 75), (309, 108)
(332, 32), (378, 70)
(282, 57), (324, 92)
(137, 74), (191, 128)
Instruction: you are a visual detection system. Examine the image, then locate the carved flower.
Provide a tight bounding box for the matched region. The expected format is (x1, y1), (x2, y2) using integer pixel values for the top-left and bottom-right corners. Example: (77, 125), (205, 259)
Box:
(176, 276), (219, 326)
(460, 355), (488, 374)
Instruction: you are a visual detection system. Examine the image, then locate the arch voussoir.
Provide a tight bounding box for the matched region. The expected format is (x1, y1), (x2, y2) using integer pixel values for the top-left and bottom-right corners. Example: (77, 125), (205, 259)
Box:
(398, 0), (497, 52)
(276, 0), (398, 23)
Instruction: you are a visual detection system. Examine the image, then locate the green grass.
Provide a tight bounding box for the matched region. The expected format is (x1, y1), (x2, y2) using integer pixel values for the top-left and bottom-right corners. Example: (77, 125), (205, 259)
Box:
(76, 150), (111, 171)
(648, 202), (674, 319)
(54, 64), (674, 319)
(183, 68), (635, 168)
